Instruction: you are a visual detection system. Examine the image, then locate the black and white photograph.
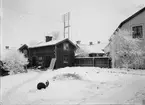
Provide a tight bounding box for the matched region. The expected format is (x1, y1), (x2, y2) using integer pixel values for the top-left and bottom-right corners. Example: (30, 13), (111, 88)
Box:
(0, 0), (145, 104)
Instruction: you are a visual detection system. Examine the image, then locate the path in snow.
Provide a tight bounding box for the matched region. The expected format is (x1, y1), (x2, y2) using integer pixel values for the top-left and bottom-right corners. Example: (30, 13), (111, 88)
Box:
(1, 67), (145, 105)
(1, 70), (52, 105)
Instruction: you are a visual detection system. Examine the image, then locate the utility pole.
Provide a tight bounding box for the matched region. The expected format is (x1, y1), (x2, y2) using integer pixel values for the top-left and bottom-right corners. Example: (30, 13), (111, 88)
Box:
(63, 12), (70, 39)
(0, 0), (3, 60)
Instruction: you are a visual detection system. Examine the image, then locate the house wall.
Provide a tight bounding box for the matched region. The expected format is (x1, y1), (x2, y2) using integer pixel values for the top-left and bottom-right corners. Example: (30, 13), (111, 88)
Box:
(120, 11), (145, 40)
(55, 40), (75, 69)
(22, 48), (29, 58)
(19, 45), (29, 58)
(108, 10), (145, 68)
(29, 46), (55, 67)
(28, 40), (76, 69)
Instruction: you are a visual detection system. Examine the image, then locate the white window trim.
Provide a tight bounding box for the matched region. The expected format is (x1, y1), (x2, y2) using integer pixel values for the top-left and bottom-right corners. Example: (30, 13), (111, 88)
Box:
(130, 23), (144, 39)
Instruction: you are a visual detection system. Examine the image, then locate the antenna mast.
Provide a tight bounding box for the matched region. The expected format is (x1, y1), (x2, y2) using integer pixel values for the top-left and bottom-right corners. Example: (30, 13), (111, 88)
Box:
(63, 12), (70, 39)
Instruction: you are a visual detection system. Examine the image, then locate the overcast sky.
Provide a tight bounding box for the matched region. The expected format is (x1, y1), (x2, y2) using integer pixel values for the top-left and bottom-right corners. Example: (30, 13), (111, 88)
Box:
(1, 0), (145, 48)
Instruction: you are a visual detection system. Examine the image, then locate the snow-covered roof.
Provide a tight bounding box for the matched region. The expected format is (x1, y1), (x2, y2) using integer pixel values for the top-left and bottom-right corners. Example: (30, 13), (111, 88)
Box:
(19, 44), (28, 50)
(29, 38), (76, 48)
(76, 43), (107, 56)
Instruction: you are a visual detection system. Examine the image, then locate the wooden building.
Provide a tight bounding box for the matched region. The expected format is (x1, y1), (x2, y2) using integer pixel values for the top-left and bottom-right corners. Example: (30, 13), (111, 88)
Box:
(28, 37), (77, 69)
(75, 41), (111, 68)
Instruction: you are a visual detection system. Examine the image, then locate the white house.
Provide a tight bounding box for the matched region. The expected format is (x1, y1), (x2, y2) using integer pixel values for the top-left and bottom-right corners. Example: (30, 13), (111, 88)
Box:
(104, 7), (145, 68)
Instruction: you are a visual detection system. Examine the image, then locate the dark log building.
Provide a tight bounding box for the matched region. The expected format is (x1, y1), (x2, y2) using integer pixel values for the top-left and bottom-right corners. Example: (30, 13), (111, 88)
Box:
(19, 37), (77, 69)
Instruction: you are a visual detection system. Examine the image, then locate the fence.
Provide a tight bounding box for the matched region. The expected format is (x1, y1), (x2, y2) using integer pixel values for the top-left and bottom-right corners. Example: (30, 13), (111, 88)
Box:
(74, 57), (111, 68)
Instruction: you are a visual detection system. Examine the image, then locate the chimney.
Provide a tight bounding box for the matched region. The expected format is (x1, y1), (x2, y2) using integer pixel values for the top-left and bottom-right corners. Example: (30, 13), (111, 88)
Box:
(89, 42), (93, 45)
(76, 40), (81, 44)
(97, 41), (101, 44)
(5, 46), (9, 49)
(45, 36), (52, 42)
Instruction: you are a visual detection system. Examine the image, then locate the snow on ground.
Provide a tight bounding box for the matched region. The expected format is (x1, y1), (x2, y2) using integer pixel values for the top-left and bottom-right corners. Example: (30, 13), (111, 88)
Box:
(1, 67), (145, 105)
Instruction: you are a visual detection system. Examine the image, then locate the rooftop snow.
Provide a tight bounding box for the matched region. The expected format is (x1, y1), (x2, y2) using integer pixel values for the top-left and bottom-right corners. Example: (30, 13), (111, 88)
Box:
(29, 38), (68, 48)
(76, 43), (107, 56)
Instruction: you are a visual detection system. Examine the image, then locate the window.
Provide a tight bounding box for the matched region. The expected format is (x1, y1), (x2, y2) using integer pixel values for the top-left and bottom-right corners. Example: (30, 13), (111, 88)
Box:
(38, 56), (43, 65)
(132, 25), (143, 38)
(63, 43), (69, 51)
(38, 56), (43, 61)
(63, 55), (69, 63)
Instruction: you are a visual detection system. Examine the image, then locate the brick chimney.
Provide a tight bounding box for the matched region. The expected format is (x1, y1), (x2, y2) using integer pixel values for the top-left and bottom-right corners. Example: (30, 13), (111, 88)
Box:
(89, 42), (93, 45)
(76, 40), (81, 44)
(45, 36), (52, 42)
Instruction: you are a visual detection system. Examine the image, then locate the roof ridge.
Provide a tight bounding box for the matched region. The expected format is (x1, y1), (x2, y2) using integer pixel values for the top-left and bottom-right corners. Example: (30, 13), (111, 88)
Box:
(118, 7), (145, 28)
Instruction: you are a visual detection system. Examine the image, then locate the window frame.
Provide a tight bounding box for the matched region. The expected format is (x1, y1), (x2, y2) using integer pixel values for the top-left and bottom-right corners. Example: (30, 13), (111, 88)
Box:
(63, 55), (69, 64)
(63, 43), (69, 51)
(38, 56), (43, 65)
(131, 24), (144, 39)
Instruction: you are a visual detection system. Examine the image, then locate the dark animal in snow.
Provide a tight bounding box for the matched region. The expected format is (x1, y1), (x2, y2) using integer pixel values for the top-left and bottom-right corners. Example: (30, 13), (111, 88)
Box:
(37, 80), (49, 90)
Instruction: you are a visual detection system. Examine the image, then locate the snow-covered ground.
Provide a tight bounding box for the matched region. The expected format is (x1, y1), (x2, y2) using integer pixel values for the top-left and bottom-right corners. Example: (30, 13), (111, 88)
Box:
(1, 67), (145, 105)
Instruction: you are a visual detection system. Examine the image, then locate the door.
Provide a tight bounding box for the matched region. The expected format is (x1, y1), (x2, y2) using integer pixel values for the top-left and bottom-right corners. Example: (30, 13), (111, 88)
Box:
(44, 56), (52, 67)
(32, 56), (37, 66)
(63, 55), (69, 67)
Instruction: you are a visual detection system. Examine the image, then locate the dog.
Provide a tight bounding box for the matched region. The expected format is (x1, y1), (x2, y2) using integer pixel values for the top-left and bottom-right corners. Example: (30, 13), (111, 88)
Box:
(37, 80), (49, 90)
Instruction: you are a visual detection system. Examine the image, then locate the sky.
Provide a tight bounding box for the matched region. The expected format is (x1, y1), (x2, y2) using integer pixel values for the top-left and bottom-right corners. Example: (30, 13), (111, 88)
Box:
(1, 0), (145, 49)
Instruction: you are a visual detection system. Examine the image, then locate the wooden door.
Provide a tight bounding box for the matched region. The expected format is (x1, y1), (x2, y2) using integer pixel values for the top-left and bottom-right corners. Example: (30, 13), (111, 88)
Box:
(44, 56), (52, 67)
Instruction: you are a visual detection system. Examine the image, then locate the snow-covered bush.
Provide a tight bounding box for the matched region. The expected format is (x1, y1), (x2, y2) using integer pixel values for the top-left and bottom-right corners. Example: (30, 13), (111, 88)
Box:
(110, 29), (145, 69)
(1, 49), (28, 74)
(52, 73), (82, 80)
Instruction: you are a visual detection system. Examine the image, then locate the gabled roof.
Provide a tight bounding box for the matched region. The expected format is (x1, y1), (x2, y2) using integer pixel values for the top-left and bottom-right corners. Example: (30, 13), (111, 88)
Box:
(19, 44), (28, 51)
(104, 7), (145, 53)
(117, 7), (145, 29)
(29, 38), (76, 48)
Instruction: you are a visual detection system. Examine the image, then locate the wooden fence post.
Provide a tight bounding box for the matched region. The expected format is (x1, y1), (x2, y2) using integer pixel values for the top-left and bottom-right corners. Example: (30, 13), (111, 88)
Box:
(93, 57), (94, 67)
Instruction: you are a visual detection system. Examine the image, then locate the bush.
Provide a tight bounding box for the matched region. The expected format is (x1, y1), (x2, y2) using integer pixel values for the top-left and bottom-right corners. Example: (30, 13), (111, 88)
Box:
(1, 49), (28, 74)
(110, 29), (145, 69)
(0, 60), (9, 76)
(52, 73), (82, 80)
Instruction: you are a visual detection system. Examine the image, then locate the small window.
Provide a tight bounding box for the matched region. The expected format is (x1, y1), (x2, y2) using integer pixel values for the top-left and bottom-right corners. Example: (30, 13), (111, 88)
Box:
(38, 56), (43, 66)
(63, 43), (69, 50)
(63, 55), (69, 63)
(38, 56), (43, 61)
(132, 25), (143, 38)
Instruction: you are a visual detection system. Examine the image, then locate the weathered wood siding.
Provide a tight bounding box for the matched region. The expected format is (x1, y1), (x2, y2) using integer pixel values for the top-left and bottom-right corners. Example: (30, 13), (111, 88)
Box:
(55, 40), (75, 69)
(75, 57), (111, 68)
(29, 46), (55, 67)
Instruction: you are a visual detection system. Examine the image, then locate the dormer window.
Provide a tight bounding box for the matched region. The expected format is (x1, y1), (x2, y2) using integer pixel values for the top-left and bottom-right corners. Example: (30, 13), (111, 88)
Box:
(63, 43), (69, 51)
(132, 25), (143, 38)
